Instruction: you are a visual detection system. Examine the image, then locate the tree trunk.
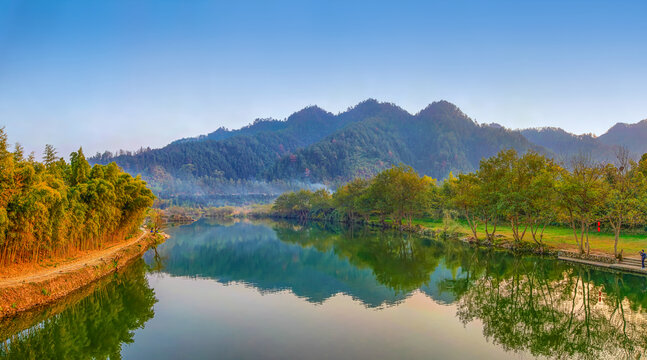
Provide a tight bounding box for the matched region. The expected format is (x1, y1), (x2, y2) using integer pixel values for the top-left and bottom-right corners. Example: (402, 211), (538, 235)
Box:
(585, 225), (590, 256)
(579, 221), (585, 254)
(464, 209), (478, 240)
(484, 217), (489, 240)
(610, 218), (621, 258)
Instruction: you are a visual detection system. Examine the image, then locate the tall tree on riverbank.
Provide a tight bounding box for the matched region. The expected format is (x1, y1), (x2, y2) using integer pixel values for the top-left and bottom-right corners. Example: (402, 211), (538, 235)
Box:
(603, 148), (647, 257)
(496, 150), (562, 244)
(332, 178), (370, 223)
(525, 154), (561, 246)
(450, 173), (481, 240)
(477, 149), (513, 240)
(364, 165), (435, 227)
(557, 155), (606, 254)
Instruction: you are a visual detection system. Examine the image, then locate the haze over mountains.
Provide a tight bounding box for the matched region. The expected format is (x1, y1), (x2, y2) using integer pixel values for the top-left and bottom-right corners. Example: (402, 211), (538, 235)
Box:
(90, 99), (646, 201)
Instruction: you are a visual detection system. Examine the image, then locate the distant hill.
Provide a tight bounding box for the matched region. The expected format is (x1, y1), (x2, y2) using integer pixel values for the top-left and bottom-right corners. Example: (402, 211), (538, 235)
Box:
(598, 119), (647, 158)
(92, 99), (542, 183)
(92, 105), (347, 180)
(170, 118), (288, 145)
(268, 101), (543, 181)
(520, 127), (616, 162)
(89, 99), (647, 202)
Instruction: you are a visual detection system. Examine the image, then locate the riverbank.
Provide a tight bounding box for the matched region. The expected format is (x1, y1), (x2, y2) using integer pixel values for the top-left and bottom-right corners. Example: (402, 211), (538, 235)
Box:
(374, 220), (647, 275)
(259, 212), (647, 276)
(410, 218), (646, 259)
(0, 231), (166, 318)
(242, 203), (645, 260)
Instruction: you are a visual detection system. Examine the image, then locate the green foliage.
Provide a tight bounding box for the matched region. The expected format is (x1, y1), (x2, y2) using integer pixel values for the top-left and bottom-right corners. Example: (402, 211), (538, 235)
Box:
(270, 147), (647, 259)
(363, 164), (436, 226)
(273, 165), (437, 226)
(0, 128), (155, 265)
(145, 208), (165, 232)
(272, 189), (334, 220)
(332, 178), (370, 222)
(556, 154), (607, 254)
(602, 149), (647, 256)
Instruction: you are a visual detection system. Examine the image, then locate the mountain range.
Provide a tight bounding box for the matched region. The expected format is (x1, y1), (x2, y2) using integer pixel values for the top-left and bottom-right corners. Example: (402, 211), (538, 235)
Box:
(90, 99), (646, 199)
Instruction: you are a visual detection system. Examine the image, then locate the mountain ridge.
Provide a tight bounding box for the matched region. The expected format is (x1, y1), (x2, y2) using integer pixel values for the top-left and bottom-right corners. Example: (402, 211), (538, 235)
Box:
(89, 99), (646, 201)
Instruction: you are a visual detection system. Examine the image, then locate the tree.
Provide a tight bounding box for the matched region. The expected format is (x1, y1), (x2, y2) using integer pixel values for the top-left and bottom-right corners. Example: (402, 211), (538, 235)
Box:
(13, 143), (24, 162)
(526, 155), (561, 246)
(309, 188), (334, 220)
(69, 147), (91, 186)
(451, 173), (481, 240)
(146, 208), (165, 232)
(271, 189), (330, 220)
(479, 149), (515, 241)
(0, 128), (14, 253)
(332, 178), (369, 223)
(43, 144), (58, 168)
(603, 148), (647, 257)
(364, 164), (434, 227)
(557, 154), (606, 254)
(497, 150), (561, 245)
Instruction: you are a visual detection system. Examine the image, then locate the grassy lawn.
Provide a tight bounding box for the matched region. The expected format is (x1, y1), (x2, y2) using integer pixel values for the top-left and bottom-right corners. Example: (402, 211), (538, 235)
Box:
(408, 218), (647, 258)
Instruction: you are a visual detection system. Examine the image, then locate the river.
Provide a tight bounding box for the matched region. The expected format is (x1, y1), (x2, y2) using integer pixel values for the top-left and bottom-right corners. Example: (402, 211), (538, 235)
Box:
(2, 218), (646, 359)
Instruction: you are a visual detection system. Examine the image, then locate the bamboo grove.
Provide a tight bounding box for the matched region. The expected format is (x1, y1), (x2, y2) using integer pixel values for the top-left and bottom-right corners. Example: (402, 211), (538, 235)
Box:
(272, 148), (647, 257)
(0, 128), (155, 265)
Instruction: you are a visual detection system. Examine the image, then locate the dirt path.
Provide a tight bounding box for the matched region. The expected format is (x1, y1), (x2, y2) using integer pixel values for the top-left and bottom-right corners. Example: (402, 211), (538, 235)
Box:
(0, 231), (149, 289)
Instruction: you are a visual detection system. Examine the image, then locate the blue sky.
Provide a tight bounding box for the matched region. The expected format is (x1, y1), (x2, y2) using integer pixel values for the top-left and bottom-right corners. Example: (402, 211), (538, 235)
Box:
(1, 0), (646, 158)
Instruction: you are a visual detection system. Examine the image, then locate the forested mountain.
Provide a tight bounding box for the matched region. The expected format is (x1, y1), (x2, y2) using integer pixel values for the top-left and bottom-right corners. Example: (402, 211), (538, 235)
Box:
(89, 99), (647, 203)
(521, 119), (647, 163)
(171, 119), (288, 145)
(91, 100), (542, 185)
(269, 101), (542, 181)
(598, 119), (647, 157)
(91, 103), (377, 180)
(520, 127), (616, 162)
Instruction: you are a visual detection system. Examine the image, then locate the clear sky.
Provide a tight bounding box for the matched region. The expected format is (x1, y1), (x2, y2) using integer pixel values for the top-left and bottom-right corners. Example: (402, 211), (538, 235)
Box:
(1, 0), (646, 158)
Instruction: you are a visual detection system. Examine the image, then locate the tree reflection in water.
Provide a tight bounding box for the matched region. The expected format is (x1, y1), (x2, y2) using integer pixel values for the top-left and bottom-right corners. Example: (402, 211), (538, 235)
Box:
(0, 260), (156, 360)
(2, 219), (646, 359)
(453, 256), (647, 359)
(273, 220), (647, 359)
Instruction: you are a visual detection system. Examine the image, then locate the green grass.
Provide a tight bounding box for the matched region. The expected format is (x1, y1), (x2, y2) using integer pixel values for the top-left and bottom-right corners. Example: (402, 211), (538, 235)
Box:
(409, 218), (647, 257)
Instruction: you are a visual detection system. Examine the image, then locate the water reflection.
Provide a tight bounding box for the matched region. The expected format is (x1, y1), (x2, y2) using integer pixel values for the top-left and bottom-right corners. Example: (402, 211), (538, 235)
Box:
(154, 219), (647, 359)
(1, 219), (646, 359)
(0, 260), (156, 359)
(148, 219), (409, 307)
(456, 258), (647, 359)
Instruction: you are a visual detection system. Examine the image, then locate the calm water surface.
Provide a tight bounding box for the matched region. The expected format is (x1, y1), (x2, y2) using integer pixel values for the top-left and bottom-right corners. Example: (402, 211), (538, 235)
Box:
(2, 219), (647, 359)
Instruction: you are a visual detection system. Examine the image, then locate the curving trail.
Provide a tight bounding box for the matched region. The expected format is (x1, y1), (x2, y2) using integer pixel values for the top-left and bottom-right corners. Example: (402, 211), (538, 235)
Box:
(0, 231), (149, 289)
